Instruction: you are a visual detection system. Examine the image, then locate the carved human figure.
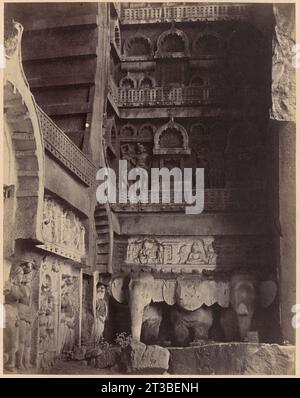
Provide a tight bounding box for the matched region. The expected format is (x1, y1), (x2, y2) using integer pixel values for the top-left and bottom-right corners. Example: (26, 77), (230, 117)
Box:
(16, 261), (35, 370)
(171, 306), (213, 346)
(186, 241), (207, 264)
(3, 265), (24, 371)
(42, 199), (53, 242)
(63, 212), (72, 246)
(220, 274), (277, 342)
(79, 225), (85, 254)
(138, 239), (162, 265)
(45, 296), (55, 346)
(38, 298), (49, 347)
(135, 143), (151, 170)
(60, 291), (75, 353)
(92, 284), (108, 345)
(52, 201), (61, 243)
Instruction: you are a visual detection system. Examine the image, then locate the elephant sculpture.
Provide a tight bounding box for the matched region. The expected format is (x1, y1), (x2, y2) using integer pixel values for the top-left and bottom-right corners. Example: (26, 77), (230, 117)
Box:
(110, 272), (229, 345)
(220, 273), (277, 342)
(171, 306), (213, 346)
(110, 272), (277, 345)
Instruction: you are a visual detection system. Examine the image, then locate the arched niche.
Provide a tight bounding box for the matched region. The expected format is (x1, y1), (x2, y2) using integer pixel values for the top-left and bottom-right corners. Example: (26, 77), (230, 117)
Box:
(155, 25), (190, 58)
(4, 22), (45, 244)
(139, 75), (156, 89)
(154, 119), (190, 155)
(123, 34), (153, 59)
(192, 31), (223, 57)
(119, 75), (137, 89)
(119, 123), (138, 138)
(138, 123), (155, 140)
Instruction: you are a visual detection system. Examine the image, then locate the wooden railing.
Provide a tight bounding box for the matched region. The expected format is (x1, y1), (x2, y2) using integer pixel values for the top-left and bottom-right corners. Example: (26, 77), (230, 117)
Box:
(121, 4), (252, 23)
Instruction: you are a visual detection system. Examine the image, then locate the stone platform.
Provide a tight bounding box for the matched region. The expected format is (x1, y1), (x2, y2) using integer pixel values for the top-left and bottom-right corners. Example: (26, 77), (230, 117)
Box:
(168, 343), (295, 375)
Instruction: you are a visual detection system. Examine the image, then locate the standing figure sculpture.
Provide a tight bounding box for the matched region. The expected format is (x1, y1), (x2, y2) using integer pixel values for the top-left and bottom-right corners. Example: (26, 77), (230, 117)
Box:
(16, 261), (35, 370)
(3, 265), (24, 371)
(92, 284), (108, 345)
(60, 290), (75, 354)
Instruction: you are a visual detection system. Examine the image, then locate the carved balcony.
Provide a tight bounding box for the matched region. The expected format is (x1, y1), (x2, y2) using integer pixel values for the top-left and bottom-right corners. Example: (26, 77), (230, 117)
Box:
(110, 188), (266, 213)
(121, 4), (252, 24)
(116, 86), (263, 108)
(37, 106), (96, 186)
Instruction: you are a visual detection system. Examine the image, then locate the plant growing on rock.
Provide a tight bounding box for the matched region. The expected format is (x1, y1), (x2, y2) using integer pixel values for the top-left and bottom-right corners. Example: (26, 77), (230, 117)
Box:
(115, 332), (133, 348)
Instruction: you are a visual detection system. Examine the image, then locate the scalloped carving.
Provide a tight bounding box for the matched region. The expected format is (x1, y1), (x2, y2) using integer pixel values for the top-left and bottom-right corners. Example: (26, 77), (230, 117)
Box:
(119, 123), (138, 138)
(119, 75), (137, 89)
(155, 24), (190, 58)
(123, 34), (153, 59)
(192, 31), (223, 57)
(154, 119), (190, 155)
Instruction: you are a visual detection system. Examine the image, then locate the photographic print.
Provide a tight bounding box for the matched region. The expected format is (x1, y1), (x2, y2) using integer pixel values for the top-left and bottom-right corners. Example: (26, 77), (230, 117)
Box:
(1, 1), (297, 377)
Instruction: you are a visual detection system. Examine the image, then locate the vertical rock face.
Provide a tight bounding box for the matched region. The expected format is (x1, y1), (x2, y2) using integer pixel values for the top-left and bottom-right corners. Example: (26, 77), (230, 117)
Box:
(271, 4), (296, 121)
(169, 343), (295, 375)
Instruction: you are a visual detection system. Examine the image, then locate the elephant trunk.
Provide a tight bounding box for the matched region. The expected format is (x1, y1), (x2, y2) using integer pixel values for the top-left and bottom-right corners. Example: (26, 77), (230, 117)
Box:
(128, 273), (154, 342)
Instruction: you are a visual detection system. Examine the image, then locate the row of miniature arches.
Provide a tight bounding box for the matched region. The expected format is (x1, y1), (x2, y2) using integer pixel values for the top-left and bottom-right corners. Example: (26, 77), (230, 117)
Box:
(119, 73), (222, 90)
(122, 25), (263, 59)
(115, 120), (261, 145)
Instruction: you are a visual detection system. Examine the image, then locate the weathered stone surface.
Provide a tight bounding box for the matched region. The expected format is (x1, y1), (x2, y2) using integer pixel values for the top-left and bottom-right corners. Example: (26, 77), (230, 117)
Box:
(271, 4), (295, 121)
(122, 342), (170, 374)
(85, 347), (103, 359)
(94, 347), (121, 369)
(73, 346), (86, 361)
(169, 343), (295, 375)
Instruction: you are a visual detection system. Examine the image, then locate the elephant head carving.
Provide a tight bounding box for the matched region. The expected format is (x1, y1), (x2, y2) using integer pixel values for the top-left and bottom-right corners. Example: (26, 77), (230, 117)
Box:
(221, 273), (277, 341)
(111, 273), (230, 345)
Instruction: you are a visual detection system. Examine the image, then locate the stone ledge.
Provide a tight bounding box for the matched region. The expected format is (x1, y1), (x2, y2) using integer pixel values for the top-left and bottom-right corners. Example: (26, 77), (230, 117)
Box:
(169, 343), (295, 375)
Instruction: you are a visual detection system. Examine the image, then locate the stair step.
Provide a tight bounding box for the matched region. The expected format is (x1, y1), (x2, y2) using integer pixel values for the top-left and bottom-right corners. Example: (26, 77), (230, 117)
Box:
(97, 243), (109, 253)
(97, 237), (109, 244)
(95, 219), (109, 226)
(96, 227), (110, 234)
(97, 254), (109, 263)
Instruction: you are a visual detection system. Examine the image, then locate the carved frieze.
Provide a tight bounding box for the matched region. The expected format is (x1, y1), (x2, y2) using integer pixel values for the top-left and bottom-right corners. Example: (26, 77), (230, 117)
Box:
(114, 235), (271, 273)
(38, 197), (86, 263)
(125, 236), (217, 271)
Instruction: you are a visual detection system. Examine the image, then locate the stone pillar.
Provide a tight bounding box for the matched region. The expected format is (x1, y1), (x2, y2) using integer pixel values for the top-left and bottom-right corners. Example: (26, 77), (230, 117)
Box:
(270, 4), (296, 344)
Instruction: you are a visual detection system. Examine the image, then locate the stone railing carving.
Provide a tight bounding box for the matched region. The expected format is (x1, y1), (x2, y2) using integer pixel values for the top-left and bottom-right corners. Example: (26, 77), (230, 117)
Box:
(117, 86), (226, 107)
(111, 188), (266, 213)
(115, 86), (263, 108)
(37, 106), (96, 186)
(121, 4), (252, 24)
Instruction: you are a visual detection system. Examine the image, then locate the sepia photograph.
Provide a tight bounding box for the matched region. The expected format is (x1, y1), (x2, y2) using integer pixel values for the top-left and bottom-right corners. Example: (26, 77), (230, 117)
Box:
(1, 1), (297, 378)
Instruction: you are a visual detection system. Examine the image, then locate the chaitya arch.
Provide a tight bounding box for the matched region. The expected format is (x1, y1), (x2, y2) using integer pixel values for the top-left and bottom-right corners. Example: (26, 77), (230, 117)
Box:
(123, 33), (153, 59)
(155, 24), (190, 58)
(154, 118), (190, 155)
(4, 22), (45, 243)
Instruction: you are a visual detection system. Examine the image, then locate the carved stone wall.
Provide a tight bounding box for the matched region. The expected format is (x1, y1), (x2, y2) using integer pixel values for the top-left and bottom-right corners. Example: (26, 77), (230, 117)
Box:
(114, 236), (271, 274)
(38, 196), (86, 263)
